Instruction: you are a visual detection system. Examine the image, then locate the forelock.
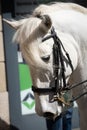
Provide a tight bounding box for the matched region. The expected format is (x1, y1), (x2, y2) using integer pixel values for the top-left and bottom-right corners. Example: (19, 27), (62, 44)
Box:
(13, 17), (42, 44)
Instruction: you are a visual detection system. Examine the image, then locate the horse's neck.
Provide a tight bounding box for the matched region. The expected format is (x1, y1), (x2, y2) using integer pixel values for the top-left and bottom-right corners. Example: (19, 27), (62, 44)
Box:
(53, 9), (87, 91)
(55, 10), (87, 130)
(48, 10), (87, 42)
(69, 45), (87, 130)
(73, 71), (87, 130)
(72, 42), (87, 83)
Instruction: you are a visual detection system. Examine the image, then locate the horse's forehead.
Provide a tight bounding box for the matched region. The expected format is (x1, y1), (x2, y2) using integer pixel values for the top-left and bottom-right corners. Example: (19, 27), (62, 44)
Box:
(39, 39), (53, 56)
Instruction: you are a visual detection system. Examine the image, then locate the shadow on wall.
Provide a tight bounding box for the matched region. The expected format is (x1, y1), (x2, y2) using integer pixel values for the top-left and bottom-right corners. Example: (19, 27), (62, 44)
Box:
(0, 118), (19, 130)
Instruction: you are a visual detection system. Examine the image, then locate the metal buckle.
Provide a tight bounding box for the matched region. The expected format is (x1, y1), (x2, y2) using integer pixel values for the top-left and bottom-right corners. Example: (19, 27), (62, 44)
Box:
(51, 90), (73, 107)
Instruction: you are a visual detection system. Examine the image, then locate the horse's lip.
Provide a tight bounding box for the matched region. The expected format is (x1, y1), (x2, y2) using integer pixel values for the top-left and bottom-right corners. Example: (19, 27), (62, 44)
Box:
(43, 112), (54, 119)
(43, 112), (59, 119)
(45, 114), (58, 120)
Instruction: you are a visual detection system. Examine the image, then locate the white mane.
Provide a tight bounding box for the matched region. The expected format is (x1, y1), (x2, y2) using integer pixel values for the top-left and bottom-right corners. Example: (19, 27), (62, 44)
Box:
(13, 17), (42, 44)
(33, 2), (87, 15)
(14, 2), (87, 44)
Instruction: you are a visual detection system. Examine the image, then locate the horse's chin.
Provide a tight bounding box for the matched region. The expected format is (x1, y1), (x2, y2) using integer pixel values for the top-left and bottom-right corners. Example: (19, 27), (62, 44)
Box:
(43, 112), (61, 120)
(36, 109), (60, 120)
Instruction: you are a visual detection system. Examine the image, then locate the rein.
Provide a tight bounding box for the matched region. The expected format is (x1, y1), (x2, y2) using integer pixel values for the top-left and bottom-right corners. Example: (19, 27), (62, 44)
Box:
(32, 26), (87, 108)
(51, 27), (73, 92)
(69, 79), (87, 102)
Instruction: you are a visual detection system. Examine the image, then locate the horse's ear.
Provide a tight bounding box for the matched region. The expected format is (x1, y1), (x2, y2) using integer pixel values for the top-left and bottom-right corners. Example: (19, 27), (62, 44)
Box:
(39, 15), (52, 32)
(3, 19), (22, 29)
(41, 15), (52, 29)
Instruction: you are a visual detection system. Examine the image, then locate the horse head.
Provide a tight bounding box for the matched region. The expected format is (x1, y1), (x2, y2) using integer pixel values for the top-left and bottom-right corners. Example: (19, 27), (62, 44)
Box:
(4, 13), (79, 119)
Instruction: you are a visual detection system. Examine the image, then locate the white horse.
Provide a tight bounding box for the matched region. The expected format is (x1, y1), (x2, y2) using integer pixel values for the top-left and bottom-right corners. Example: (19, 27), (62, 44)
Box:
(4, 2), (87, 130)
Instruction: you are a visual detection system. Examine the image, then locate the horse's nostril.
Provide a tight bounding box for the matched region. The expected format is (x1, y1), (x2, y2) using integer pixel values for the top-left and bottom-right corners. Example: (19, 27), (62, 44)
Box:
(43, 112), (54, 118)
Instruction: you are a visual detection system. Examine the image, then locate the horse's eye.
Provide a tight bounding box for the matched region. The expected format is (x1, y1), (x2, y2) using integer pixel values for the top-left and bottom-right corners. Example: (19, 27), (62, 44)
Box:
(41, 55), (50, 62)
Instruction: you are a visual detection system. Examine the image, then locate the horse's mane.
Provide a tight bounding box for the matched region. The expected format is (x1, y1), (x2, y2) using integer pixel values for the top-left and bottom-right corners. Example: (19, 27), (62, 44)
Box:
(14, 2), (87, 45)
(33, 2), (87, 16)
(13, 17), (42, 44)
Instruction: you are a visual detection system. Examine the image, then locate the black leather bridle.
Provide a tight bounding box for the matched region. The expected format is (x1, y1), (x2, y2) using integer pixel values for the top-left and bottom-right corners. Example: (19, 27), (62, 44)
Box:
(32, 26), (87, 106)
(32, 27), (73, 95)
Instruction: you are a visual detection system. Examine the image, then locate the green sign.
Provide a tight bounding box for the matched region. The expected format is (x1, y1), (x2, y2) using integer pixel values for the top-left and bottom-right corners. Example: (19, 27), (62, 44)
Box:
(19, 63), (35, 115)
(19, 64), (32, 90)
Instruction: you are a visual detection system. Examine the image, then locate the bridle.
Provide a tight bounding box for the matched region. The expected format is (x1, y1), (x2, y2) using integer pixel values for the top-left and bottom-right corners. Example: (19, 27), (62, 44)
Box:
(32, 26), (87, 108)
(32, 27), (73, 92)
(32, 27), (73, 105)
